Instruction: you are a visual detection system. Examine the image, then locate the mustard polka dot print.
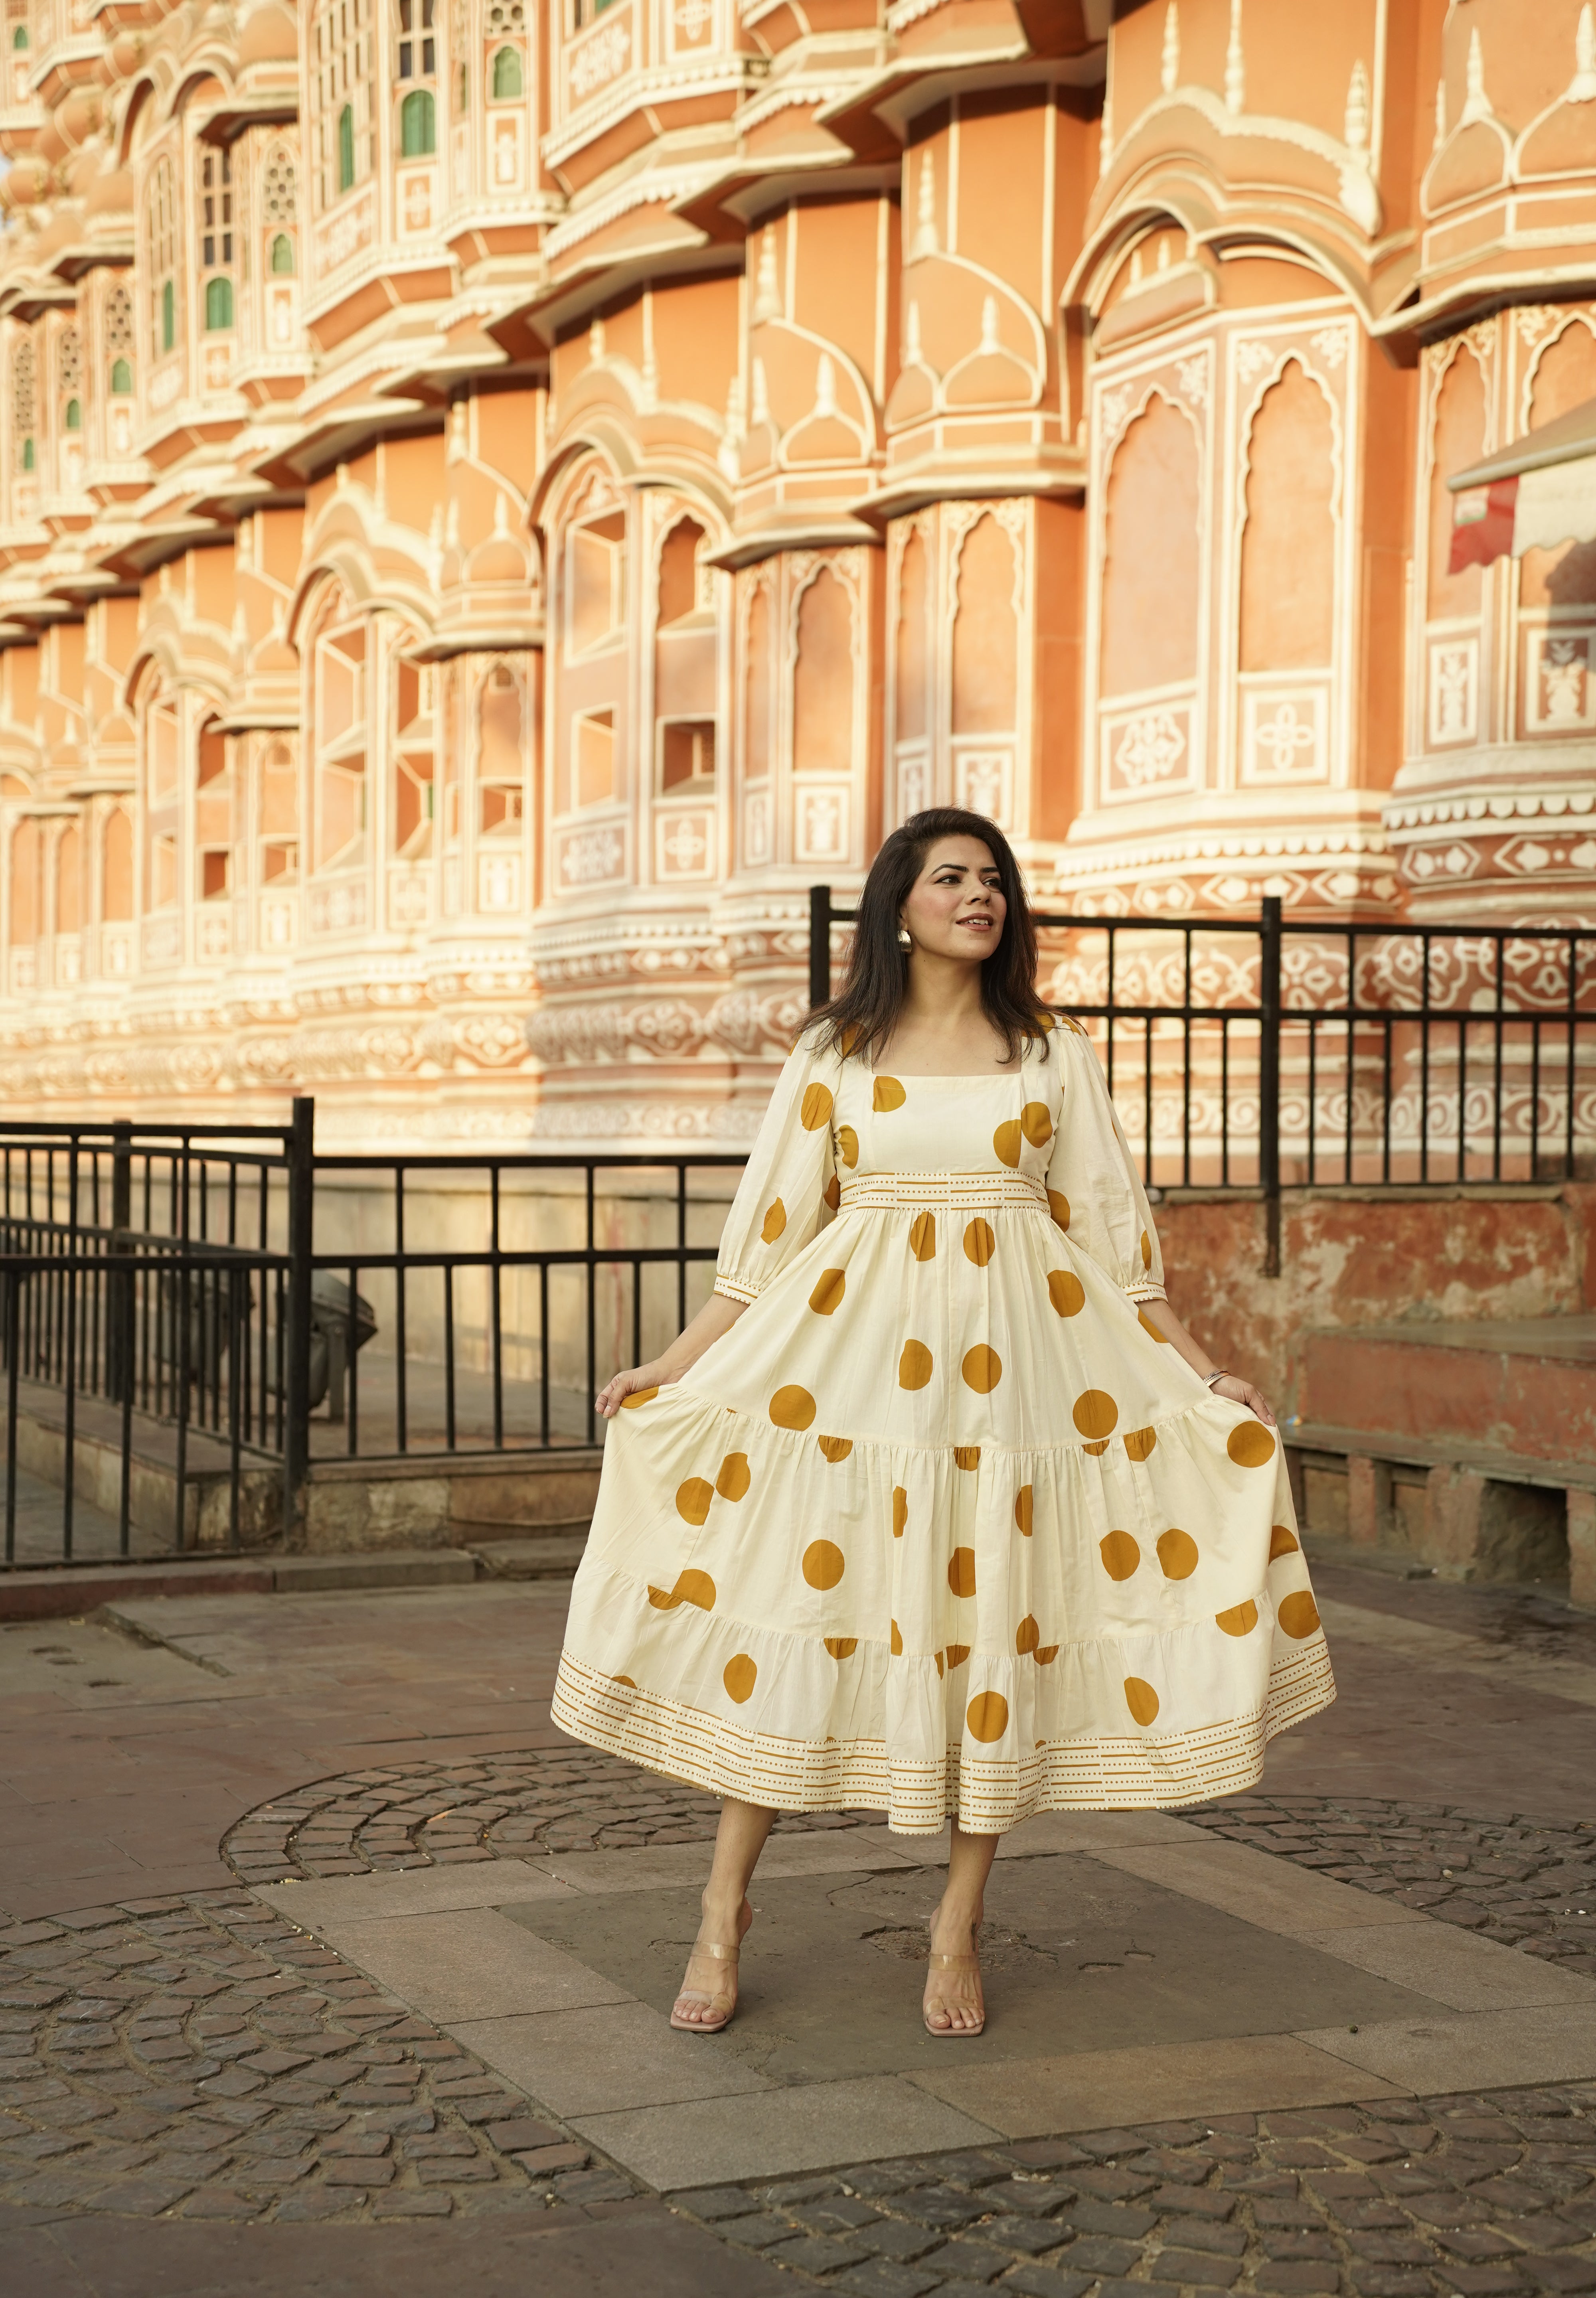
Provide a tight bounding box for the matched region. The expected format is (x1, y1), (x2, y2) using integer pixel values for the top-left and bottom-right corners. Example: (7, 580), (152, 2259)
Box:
(553, 1020), (1334, 1833)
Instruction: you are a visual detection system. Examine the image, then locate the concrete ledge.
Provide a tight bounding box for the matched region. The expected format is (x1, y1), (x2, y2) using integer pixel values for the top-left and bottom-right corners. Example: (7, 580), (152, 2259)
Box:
(0, 1558), (277, 1619)
(273, 1547), (478, 1592)
(0, 1545), (486, 1618)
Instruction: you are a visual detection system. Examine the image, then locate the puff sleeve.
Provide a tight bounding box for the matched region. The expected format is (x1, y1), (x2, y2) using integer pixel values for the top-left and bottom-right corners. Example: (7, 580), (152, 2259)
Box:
(1044, 1021), (1167, 1303)
(713, 1030), (843, 1305)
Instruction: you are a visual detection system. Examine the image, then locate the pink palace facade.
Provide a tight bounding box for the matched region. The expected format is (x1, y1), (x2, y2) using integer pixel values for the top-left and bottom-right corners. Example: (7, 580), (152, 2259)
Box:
(0, 0), (1592, 1146)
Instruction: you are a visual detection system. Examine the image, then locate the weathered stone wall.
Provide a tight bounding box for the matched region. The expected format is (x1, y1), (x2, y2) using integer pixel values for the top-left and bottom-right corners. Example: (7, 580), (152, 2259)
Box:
(1157, 1185), (1596, 1412)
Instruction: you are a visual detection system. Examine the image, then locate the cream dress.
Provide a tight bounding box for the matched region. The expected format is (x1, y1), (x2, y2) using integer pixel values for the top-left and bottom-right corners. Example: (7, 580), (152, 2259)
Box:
(553, 1017), (1334, 1833)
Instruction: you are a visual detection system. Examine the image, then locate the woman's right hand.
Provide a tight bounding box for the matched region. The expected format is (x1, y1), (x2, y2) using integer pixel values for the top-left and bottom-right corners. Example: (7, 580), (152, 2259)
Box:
(595, 1363), (672, 1420)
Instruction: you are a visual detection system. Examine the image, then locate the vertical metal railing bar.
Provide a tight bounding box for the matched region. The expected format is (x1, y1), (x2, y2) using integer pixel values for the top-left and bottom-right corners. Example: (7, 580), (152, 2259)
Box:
(630, 1254), (642, 1388)
(538, 1261), (550, 1449)
(1531, 1012), (1543, 1185)
(174, 1153), (192, 1555)
(1566, 933), (1579, 1181)
(227, 1264), (243, 1553)
(394, 1167), (408, 1455)
(1419, 930), (1433, 1186)
(585, 1165), (597, 1447)
(1342, 929), (1355, 1187)
(676, 1164), (687, 1337)
(282, 1100), (315, 1551)
(808, 883), (832, 1014)
(346, 1269), (359, 1459)
(62, 1146), (78, 1561)
(1457, 1013), (1468, 1185)
(1180, 928), (1192, 1190)
(4, 1271), (18, 1565)
(490, 1165), (504, 1453)
(1258, 897), (1282, 1275)
(443, 1262), (456, 1453)
(119, 1260), (134, 1560)
(1490, 936), (1506, 1183)
(1306, 1014), (1318, 1189)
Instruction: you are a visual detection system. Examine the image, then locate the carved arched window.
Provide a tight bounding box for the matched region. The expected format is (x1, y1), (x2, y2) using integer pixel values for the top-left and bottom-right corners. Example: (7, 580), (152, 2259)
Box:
(397, 0), (437, 154)
(314, 0), (371, 207)
(199, 147), (235, 331)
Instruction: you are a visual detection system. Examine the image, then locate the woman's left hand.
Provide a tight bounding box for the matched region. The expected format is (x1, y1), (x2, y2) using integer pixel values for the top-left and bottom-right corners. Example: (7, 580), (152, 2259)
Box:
(1211, 1374), (1276, 1427)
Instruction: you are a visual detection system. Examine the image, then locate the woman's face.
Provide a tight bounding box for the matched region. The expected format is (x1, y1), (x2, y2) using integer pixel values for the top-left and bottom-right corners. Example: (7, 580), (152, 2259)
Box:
(899, 835), (1007, 963)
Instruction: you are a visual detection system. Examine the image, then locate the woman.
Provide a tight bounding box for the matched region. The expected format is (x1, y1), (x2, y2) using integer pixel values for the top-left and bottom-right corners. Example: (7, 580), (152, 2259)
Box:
(553, 809), (1333, 2039)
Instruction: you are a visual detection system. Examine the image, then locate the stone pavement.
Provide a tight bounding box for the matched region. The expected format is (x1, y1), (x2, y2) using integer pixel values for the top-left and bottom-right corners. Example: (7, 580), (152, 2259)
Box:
(2, 1557), (1594, 2293)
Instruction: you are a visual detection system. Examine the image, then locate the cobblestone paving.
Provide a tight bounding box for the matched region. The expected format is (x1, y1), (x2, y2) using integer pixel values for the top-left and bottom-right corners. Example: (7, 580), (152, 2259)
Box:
(1180, 1797), (1596, 1980)
(672, 2089), (1596, 2297)
(221, 1749), (877, 1885)
(0, 1892), (634, 2223)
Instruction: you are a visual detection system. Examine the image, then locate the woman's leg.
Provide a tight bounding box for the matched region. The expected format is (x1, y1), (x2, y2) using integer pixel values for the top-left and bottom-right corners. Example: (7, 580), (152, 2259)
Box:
(925, 1822), (999, 2033)
(672, 1796), (775, 2027)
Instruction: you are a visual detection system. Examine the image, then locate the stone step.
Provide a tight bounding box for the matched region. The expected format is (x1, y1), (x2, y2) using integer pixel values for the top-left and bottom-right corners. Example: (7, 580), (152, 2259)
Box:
(468, 1535), (589, 1579)
(1299, 1316), (1596, 1463)
(0, 1546), (487, 1621)
(1284, 1417), (1595, 1610)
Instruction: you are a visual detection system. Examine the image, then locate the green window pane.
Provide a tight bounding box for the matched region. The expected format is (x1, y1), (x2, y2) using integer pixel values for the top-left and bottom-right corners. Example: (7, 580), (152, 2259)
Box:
(64, 397), (81, 430)
(491, 45), (522, 98)
(12, 26), (26, 47)
(204, 276), (233, 331)
(161, 276), (174, 353)
(111, 358), (132, 395)
(21, 437), (34, 472)
(400, 87), (435, 157)
(338, 103), (356, 192)
(270, 232), (294, 275)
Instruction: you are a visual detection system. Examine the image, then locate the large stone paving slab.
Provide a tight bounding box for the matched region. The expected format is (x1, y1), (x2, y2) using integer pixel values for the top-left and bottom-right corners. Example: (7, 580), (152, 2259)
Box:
(500, 1856), (1443, 2088)
(572, 2078), (1006, 2193)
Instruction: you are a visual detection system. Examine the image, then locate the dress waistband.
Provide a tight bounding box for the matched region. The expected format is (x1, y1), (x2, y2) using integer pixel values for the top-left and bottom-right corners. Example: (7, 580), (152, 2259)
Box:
(838, 1171), (1050, 1212)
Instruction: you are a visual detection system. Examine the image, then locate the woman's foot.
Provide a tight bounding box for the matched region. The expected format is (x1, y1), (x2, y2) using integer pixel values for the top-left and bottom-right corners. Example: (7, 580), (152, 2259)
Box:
(923, 1898), (985, 2036)
(671, 1895), (753, 2033)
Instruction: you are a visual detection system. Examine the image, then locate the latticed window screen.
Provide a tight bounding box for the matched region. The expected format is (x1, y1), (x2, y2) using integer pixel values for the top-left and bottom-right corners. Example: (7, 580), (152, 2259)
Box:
(105, 280), (133, 393)
(58, 325), (81, 430)
(261, 144), (296, 221)
(315, 0), (371, 206)
(12, 337), (35, 472)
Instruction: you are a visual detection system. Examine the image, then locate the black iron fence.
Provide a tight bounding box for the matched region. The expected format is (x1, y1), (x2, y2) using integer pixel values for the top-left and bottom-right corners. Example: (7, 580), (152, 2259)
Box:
(0, 1110), (742, 1570)
(811, 888), (1596, 1266)
(4, 892), (1592, 1571)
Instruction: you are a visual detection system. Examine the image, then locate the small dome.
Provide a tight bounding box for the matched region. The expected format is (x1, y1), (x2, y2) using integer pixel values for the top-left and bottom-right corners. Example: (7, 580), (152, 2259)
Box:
(250, 628), (300, 677)
(466, 533), (528, 584)
(238, 0), (297, 65)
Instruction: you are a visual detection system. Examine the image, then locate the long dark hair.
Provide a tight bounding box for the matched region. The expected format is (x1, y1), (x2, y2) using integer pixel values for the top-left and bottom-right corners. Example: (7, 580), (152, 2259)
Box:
(810, 808), (1045, 1065)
